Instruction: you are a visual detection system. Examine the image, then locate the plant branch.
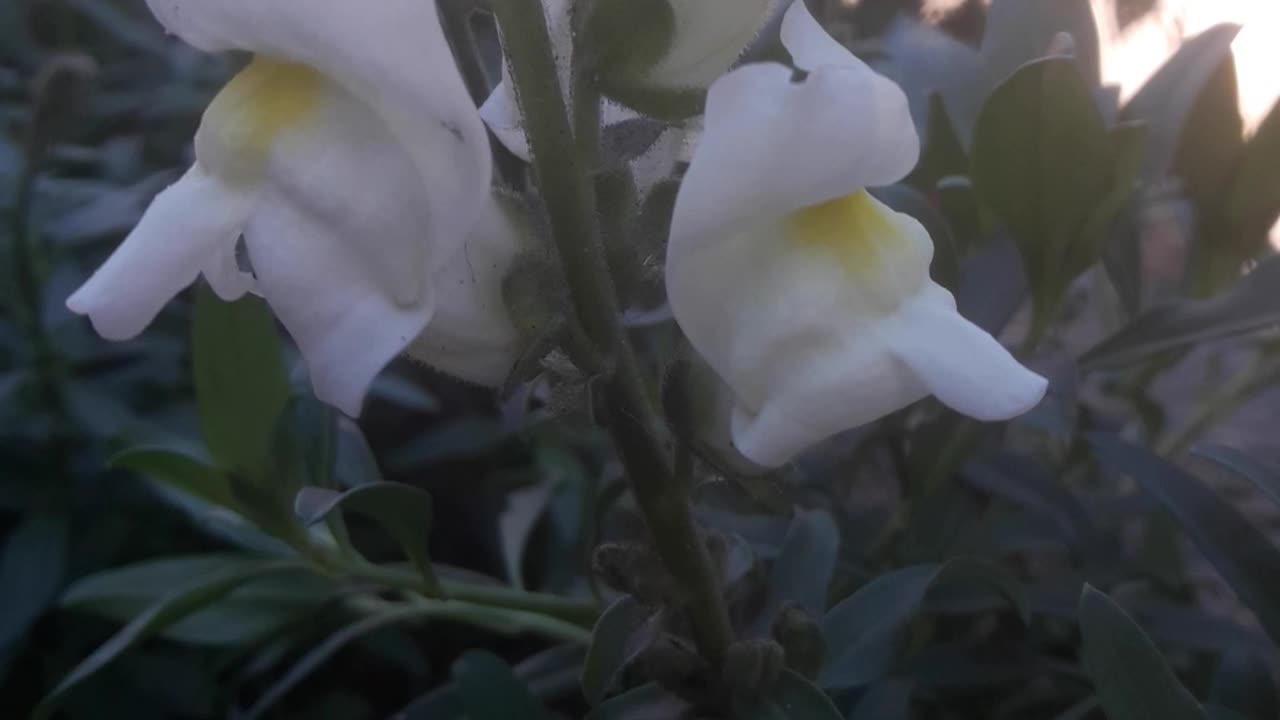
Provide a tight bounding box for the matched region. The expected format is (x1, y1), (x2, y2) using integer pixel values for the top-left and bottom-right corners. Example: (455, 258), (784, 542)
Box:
(489, 0), (734, 665)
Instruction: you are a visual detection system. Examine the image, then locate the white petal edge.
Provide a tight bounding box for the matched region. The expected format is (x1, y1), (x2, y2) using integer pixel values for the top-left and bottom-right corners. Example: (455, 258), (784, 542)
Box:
(887, 283), (1049, 421)
(243, 195), (435, 418)
(670, 60), (919, 252)
(66, 165), (254, 339)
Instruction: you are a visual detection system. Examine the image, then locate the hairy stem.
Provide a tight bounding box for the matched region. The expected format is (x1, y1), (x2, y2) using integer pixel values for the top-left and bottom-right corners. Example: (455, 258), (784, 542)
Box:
(490, 0), (734, 664)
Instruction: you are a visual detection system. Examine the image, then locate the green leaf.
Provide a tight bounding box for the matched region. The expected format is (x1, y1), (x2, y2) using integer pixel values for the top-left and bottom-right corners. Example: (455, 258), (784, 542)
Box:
(112, 445), (237, 510)
(1225, 102), (1280, 238)
(981, 0), (1101, 87)
(272, 394), (338, 489)
(192, 286), (291, 473)
(1090, 434), (1280, 646)
(581, 595), (661, 705)
(0, 513), (67, 651)
(1121, 24), (1241, 181)
(1079, 256), (1280, 371)
(971, 57), (1114, 326)
(242, 605), (432, 719)
(743, 670), (843, 720)
(295, 482), (437, 589)
(1209, 650), (1278, 719)
(452, 650), (551, 720)
(60, 554), (332, 646)
(751, 509), (839, 636)
(819, 559), (1027, 689)
(585, 682), (690, 720)
(1169, 47), (1244, 208)
(848, 680), (913, 720)
(1194, 444), (1280, 508)
(34, 559), (307, 719)
(1078, 584), (1204, 720)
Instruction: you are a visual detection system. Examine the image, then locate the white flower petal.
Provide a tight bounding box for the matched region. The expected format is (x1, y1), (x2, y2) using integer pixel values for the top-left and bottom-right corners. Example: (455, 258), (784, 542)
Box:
(669, 194), (933, 466)
(245, 196), (433, 418)
(66, 166), (254, 339)
(670, 61), (918, 252)
(478, 61), (532, 160)
(407, 196), (527, 387)
(232, 71), (442, 415)
(145, 0), (490, 244)
(779, 0), (858, 71)
(888, 283), (1048, 421)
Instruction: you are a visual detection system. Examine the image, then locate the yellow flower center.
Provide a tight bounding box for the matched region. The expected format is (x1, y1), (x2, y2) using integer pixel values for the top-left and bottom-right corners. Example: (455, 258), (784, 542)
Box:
(786, 190), (931, 310)
(195, 56), (324, 182)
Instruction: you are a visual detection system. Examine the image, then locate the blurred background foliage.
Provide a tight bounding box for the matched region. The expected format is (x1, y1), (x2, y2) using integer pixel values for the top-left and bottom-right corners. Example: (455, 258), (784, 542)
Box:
(3, 0), (1280, 718)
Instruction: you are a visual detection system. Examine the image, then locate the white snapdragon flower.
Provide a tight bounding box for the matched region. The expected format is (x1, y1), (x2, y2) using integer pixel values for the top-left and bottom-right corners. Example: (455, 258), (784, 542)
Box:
(666, 1), (1048, 467)
(67, 0), (491, 416)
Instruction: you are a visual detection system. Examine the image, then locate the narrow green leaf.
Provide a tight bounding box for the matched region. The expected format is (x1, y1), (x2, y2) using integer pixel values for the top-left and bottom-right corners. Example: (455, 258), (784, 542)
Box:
(272, 394), (338, 489)
(1209, 650), (1279, 719)
(581, 595), (660, 705)
(243, 606), (432, 719)
(750, 509), (839, 636)
(34, 559), (307, 718)
(1226, 102), (1280, 237)
(192, 286), (291, 473)
(848, 680), (913, 720)
(295, 482), (436, 589)
(452, 650), (551, 720)
(1078, 584), (1204, 720)
(0, 513), (67, 651)
(743, 670), (843, 720)
(972, 57), (1113, 320)
(112, 445), (237, 510)
(1079, 256), (1280, 371)
(1121, 24), (1241, 180)
(819, 559), (1026, 689)
(1090, 434), (1280, 646)
(1196, 444), (1280, 508)
(585, 683), (690, 720)
(60, 554), (331, 646)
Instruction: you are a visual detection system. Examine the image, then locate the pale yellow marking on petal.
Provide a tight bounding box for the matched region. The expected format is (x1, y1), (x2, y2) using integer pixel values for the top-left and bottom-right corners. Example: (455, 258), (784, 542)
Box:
(786, 190), (931, 310)
(195, 56), (325, 183)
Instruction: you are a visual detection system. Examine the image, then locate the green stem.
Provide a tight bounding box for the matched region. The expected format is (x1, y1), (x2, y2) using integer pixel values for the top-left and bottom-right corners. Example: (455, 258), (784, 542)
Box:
(490, 0), (734, 665)
(351, 594), (591, 645)
(336, 558), (598, 627)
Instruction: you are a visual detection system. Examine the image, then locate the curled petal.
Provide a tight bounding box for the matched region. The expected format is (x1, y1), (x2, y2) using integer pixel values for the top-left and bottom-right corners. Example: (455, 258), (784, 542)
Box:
(67, 166), (254, 340)
(670, 61), (918, 251)
(887, 284), (1048, 421)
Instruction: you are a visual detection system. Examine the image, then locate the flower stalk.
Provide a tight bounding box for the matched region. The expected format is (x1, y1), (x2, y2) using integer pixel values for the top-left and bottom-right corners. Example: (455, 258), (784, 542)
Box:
(489, 0), (734, 664)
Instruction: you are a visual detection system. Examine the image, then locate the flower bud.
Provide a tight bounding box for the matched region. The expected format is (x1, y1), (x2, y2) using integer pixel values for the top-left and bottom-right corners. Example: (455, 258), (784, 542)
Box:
(583, 0), (779, 119)
(722, 638), (786, 700)
(770, 603), (826, 679)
